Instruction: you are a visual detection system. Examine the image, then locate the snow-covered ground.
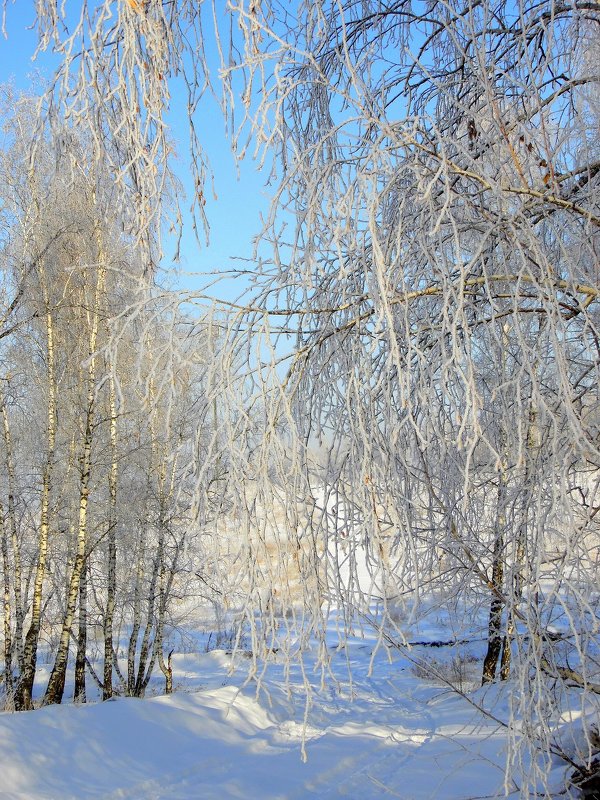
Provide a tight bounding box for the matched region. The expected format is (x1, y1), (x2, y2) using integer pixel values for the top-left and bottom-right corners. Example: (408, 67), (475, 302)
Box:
(1, 541), (594, 798)
(1, 498), (594, 799)
(5, 592), (588, 800)
(0, 641), (518, 800)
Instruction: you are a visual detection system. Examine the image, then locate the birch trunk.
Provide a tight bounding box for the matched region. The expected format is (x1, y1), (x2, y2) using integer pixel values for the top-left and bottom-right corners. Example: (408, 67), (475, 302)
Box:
(16, 291), (56, 711)
(134, 453), (172, 697)
(127, 533), (144, 696)
(481, 495), (506, 684)
(1, 501), (13, 702)
(1, 400), (23, 674)
(73, 559), (87, 703)
(482, 326), (510, 684)
(103, 374), (118, 700)
(43, 254), (105, 706)
(155, 535), (179, 696)
(133, 537), (162, 697)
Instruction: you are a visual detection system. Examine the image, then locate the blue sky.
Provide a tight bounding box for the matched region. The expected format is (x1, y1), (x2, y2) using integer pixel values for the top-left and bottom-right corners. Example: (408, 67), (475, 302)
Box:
(0, 4), (271, 304)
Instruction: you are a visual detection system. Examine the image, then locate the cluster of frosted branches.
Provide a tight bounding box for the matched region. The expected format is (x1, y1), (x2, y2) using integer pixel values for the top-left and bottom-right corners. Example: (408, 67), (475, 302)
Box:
(212, 1), (600, 792)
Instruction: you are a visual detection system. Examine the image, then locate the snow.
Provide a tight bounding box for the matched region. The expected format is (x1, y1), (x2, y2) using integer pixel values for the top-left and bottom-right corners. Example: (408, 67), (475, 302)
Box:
(0, 514), (591, 799)
(0, 635), (523, 800)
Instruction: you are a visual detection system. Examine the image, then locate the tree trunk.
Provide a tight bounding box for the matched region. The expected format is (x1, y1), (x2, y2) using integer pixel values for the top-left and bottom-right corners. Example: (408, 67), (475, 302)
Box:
(482, 324), (511, 685)
(156, 542), (179, 696)
(103, 374), (118, 700)
(133, 469), (167, 697)
(127, 534), (144, 696)
(73, 559), (87, 703)
(500, 616), (513, 681)
(133, 547), (160, 698)
(43, 259), (105, 706)
(43, 441), (90, 705)
(159, 649), (174, 695)
(481, 522), (505, 684)
(1, 400), (23, 674)
(1, 502), (13, 703)
(15, 298), (56, 711)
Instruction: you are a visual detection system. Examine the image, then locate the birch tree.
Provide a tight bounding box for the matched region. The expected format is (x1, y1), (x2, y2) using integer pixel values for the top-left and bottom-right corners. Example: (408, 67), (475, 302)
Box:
(0, 92), (206, 707)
